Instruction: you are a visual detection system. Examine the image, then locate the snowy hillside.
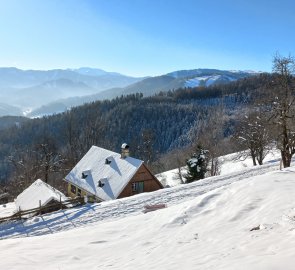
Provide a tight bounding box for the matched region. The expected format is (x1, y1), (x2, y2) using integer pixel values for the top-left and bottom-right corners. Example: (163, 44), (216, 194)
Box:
(184, 74), (236, 87)
(1, 153), (295, 269)
(182, 69), (261, 88)
(157, 150), (281, 187)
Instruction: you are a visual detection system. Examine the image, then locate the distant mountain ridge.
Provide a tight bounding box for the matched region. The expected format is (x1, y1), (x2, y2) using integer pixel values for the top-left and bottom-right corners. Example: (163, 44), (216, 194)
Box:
(0, 103), (23, 117)
(166, 68), (258, 78)
(71, 67), (123, 77)
(0, 67), (260, 117)
(165, 69), (259, 88)
(28, 68), (260, 117)
(0, 67), (143, 116)
(0, 67), (140, 89)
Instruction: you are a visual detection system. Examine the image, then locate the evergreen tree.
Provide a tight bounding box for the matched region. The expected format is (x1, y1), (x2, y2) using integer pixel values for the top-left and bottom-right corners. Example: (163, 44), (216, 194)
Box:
(185, 146), (209, 183)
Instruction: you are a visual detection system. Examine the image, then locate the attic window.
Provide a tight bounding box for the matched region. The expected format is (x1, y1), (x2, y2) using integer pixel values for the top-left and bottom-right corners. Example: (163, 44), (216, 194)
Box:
(105, 158), (111, 165)
(82, 172), (88, 179)
(98, 180), (105, 188)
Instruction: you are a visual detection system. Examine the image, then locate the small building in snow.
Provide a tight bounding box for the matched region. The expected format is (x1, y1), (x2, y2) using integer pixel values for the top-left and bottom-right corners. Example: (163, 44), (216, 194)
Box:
(15, 179), (67, 213)
(64, 144), (163, 202)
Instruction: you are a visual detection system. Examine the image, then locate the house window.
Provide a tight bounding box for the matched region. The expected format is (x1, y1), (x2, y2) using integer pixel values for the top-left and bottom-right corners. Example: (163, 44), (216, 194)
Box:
(70, 184), (77, 194)
(77, 188), (82, 197)
(132, 182), (144, 193)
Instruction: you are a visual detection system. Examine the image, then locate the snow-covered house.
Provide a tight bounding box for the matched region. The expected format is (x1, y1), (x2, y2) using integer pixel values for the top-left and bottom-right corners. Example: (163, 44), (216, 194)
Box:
(15, 179), (67, 213)
(64, 144), (163, 202)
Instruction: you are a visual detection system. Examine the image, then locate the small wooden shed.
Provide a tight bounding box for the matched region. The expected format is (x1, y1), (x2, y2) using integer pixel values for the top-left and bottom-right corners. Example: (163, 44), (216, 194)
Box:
(15, 179), (67, 214)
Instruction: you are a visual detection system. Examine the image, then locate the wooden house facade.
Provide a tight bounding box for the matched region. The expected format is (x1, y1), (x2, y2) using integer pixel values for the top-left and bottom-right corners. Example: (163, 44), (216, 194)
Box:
(117, 164), (162, 198)
(64, 144), (163, 202)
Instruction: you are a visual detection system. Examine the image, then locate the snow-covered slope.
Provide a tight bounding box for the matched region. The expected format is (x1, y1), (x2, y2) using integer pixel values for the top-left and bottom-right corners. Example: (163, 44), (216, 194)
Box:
(1, 152), (294, 269)
(165, 68), (258, 88)
(184, 74), (237, 87)
(156, 150), (281, 187)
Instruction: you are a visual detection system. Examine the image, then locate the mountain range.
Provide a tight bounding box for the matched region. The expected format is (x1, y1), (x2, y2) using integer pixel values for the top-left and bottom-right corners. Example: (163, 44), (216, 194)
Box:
(0, 67), (259, 117)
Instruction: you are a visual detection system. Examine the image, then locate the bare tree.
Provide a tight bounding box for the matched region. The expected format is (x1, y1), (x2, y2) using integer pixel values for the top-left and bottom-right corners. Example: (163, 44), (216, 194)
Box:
(234, 111), (272, 166)
(5, 147), (40, 197)
(167, 149), (187, 184)
(270, 53), (295, 167)
(196, 105), (225, 176)
(62, 111), (81, 168)
(62, 110), (107, 169)
(34, 137), (64, 183)
(139, 129), (155, 166)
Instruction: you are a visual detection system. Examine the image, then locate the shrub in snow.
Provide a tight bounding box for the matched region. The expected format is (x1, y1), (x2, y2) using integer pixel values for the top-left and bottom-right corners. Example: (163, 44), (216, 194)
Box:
(185, 146), (209, 183)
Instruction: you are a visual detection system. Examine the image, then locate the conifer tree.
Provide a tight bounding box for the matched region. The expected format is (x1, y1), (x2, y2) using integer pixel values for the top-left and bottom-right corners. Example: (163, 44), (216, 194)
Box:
(186, 146), (209, 183)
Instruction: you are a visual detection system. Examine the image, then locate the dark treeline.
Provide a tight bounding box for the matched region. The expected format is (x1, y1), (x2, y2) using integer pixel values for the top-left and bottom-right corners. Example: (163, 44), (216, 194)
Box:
(0, 73), (274, 197)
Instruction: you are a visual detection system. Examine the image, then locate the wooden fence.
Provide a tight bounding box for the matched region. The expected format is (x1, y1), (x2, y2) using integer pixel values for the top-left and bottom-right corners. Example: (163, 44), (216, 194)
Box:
(0, 197), (85, 223)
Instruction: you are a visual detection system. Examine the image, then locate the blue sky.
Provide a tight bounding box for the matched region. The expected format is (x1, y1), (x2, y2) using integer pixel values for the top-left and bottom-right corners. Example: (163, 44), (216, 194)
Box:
(0, 0), (294, 76)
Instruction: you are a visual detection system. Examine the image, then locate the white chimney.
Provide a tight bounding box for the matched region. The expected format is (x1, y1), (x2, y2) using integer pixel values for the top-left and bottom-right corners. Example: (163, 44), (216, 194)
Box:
(121, 143), (130, 158)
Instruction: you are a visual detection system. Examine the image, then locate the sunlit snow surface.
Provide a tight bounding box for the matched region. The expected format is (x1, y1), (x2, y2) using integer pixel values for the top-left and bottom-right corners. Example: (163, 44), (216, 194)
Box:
(156, 150), (281, 187)
(184, 75), (236, 87)
(1, 150), (295, 270)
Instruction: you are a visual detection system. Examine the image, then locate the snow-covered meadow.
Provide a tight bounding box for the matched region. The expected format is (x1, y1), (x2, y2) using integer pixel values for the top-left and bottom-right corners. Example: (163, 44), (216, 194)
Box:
(156, 149), (281, 187)
(1, 151), (295, 269)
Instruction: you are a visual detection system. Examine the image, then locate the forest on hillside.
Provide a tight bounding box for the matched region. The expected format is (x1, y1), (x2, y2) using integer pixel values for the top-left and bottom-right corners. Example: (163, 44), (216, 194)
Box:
(0, 58), (294, 199)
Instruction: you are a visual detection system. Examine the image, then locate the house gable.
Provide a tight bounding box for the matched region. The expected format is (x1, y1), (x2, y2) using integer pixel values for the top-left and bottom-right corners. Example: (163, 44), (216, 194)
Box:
(117, 164), (163, 198)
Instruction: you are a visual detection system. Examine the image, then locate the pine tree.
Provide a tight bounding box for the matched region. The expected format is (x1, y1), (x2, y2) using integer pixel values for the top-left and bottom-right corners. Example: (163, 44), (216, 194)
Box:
(185, 146), (209, 183)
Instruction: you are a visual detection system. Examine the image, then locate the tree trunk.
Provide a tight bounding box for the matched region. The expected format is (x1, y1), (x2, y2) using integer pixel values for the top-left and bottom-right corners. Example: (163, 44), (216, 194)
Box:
(281, 150), (291, 168)
(257, 149), (263, 165)
(250, 150), (257, 166)
(281, 114), (292, 168)
(178, 167), (184, 184)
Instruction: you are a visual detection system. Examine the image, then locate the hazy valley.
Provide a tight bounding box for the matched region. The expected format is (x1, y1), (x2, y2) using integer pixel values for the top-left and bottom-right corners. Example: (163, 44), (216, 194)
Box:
(0, 67), (257, 117)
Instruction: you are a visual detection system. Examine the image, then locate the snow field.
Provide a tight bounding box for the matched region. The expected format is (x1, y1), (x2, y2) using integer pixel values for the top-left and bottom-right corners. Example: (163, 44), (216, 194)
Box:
(0, 155), (282, 239)
(1, 150), (295, 269)
(1, 167), (295, 269)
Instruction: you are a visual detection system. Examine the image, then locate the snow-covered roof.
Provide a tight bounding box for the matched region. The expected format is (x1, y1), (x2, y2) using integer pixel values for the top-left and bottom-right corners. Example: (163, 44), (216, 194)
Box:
(15, 179), (67, 211)
(65, 146), (144, 201)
